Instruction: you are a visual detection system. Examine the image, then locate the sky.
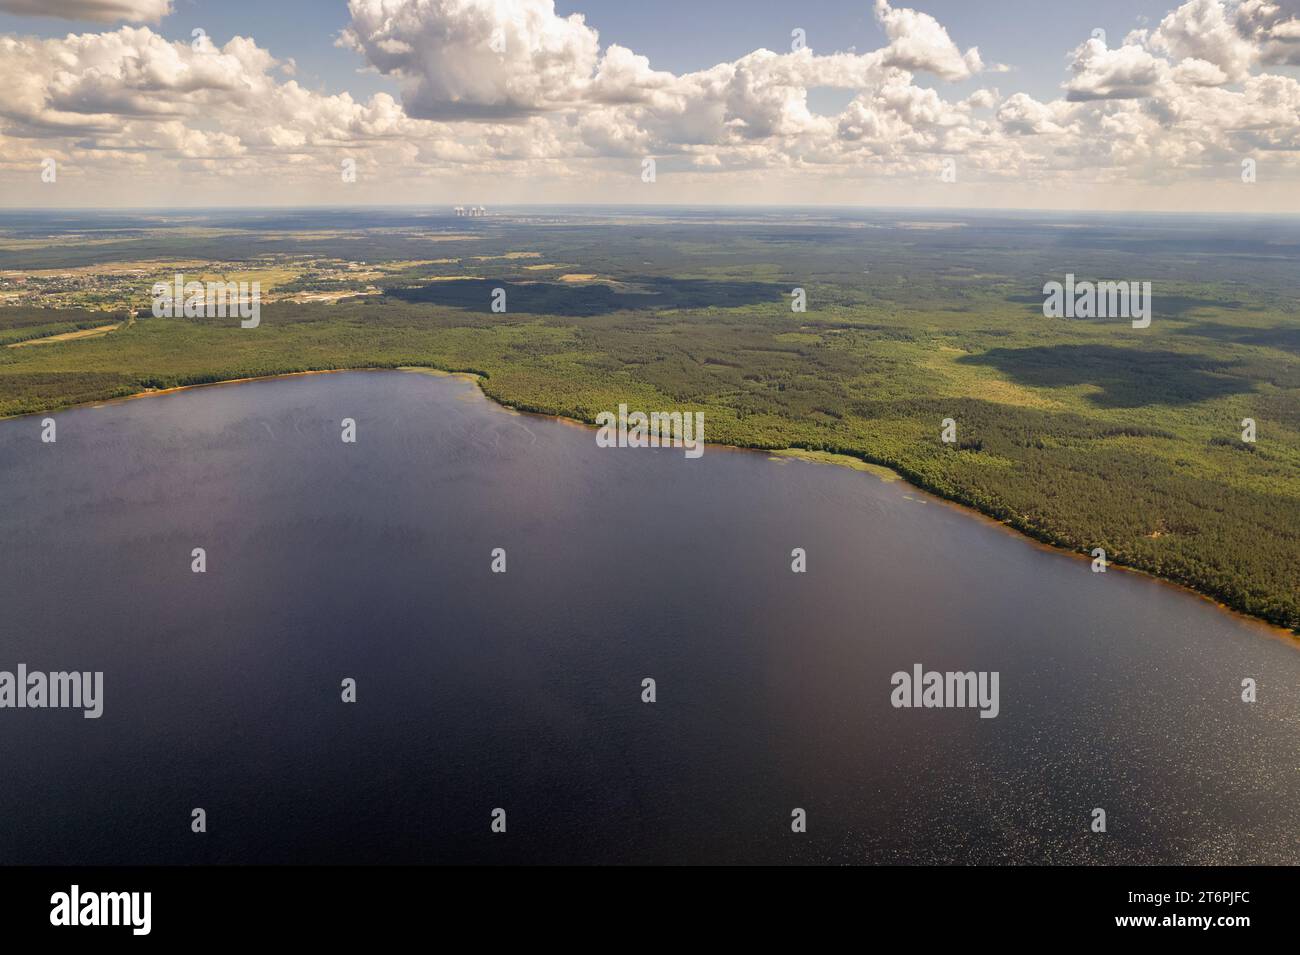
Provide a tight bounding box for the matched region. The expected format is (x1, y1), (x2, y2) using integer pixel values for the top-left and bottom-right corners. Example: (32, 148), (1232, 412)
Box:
(0, 0), (1298, 211)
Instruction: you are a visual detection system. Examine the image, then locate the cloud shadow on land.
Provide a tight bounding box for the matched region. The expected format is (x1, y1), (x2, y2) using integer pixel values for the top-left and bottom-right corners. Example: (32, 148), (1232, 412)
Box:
(1173, 321), (1300, 354)
(956, 344), (1254, 408)
(382, 277), (786, 316)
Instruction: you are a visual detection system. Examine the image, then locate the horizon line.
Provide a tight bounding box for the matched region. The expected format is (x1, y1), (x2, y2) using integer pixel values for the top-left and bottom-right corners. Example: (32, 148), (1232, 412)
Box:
(3, 202), (1300, 220)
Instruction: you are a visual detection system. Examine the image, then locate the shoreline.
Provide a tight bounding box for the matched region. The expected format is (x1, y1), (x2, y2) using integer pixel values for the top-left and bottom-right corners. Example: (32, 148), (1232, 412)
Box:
(5, 364), (1297, 642)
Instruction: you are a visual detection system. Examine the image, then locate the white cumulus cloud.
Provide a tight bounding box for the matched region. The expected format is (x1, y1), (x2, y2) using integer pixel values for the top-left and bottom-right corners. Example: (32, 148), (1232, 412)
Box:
(0, 0), (172, 23)
(0, 0), (1298, 208)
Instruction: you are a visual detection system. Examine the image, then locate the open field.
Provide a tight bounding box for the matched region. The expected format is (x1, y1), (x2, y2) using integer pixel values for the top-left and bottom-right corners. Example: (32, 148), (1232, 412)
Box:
(1, 207), (1297, 631)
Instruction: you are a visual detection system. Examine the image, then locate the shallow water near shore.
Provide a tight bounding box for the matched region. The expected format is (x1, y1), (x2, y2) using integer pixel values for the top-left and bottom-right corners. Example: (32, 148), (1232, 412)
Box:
(1, 369), (1297, 864)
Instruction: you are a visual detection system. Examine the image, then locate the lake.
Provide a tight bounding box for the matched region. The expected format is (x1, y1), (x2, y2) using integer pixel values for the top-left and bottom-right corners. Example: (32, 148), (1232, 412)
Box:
(1, 370), (1297, 864)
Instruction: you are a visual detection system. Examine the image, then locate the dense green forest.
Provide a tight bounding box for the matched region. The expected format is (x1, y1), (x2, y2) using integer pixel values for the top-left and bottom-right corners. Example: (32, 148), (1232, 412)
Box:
(1, 210), (1297, 631)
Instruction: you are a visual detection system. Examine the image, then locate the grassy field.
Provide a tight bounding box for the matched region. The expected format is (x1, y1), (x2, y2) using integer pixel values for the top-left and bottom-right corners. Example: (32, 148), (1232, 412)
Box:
(1, 209), (1297, 632)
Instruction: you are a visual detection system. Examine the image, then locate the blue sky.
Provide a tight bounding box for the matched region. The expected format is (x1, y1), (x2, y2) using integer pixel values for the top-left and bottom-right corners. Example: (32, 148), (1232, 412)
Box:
(0, 0), (1181, 102)
(2, 0), (1298, 210)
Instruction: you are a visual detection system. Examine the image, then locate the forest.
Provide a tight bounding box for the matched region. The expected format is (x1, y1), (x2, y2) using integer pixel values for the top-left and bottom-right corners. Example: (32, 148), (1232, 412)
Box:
(1, 208), (1297, 631)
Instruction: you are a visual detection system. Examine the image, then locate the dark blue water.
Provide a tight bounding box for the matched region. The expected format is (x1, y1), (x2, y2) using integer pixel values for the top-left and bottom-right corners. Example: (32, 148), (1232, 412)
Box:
(1, 370), (1297, 864)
